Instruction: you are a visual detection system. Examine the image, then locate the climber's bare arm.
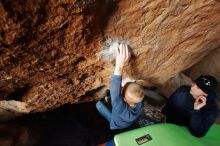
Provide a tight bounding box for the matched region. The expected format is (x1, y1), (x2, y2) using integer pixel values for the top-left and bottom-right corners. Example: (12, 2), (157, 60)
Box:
(114, 44), (130, 76)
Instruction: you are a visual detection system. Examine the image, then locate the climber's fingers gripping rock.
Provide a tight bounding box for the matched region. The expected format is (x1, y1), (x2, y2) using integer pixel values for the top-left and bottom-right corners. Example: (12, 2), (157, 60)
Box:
(115, 43), (130, 68)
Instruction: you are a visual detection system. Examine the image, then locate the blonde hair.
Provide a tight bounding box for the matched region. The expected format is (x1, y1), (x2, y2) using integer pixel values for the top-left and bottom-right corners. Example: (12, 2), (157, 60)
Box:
(123, 82), (145, 100)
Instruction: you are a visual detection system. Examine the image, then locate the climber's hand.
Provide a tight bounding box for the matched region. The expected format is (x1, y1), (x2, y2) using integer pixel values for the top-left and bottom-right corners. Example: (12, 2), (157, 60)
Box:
(114, 43), (130, 75)
(116, 43), (130, 68)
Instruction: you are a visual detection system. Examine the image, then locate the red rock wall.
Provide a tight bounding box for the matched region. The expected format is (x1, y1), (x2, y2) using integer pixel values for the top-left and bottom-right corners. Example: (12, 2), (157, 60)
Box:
(0, 0), (220, 112)
(104, 0), (220, 83)
(187, 47), (220, 81)
(0, 0), (112, 112)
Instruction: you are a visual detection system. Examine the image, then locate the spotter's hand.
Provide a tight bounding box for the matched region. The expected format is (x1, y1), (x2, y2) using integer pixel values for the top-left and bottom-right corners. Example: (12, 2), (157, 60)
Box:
(194, 95), (207, 110)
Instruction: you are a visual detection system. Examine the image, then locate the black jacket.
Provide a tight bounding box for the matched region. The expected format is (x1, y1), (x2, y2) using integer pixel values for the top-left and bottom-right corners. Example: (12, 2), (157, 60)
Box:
(162, 85), (219, 137)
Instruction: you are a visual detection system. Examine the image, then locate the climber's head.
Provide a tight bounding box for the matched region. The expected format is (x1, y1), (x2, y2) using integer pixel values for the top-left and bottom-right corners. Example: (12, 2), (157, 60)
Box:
(190, 75), (217, 99)
(123, 82), (145, 108)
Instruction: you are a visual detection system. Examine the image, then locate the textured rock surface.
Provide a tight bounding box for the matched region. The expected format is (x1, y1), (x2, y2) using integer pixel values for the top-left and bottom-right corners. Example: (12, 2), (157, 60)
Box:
(0, 0), (220, 114)
(0, 0), (112, 112)
(187, 47), (220, 81)
(104, 0), (220, 83)
(0, 100), (29, 122)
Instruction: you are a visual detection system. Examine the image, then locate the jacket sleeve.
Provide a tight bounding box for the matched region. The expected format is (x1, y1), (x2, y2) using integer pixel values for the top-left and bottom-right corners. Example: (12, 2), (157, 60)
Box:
(189, 109), (218, 137)
(110, 74), (123, 108)
(161, 87), (182, 114)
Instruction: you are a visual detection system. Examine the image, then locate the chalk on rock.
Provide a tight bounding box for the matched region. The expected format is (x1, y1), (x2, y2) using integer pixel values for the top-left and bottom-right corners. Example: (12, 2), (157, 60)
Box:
(98, 38), (130, 64)
(108, 41), (119, 57)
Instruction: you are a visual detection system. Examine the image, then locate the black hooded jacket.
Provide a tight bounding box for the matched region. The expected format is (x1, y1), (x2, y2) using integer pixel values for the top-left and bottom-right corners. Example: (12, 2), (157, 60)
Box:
(162, 85), (219, 137)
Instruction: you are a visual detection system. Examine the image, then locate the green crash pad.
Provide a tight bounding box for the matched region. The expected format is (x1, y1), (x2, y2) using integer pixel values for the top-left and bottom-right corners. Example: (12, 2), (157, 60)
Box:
(114, 123), (220, 146)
